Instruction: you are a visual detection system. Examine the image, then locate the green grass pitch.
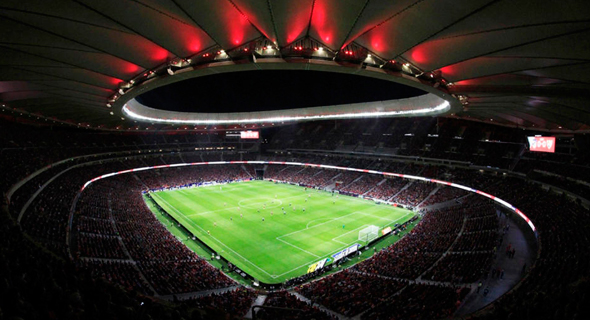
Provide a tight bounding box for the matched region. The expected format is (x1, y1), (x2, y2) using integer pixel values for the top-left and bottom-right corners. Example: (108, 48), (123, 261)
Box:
(148, 180), (415, 284)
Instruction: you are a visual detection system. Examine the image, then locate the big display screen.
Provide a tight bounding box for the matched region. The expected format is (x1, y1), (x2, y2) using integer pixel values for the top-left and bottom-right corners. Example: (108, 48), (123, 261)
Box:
(527, 136), (556, 153)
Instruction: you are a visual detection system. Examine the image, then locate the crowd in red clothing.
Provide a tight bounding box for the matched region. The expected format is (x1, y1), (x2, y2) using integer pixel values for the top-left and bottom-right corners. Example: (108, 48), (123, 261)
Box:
(423, 252), (495, 283)
(339, 174), (383, 195)
(364, 177), (408, 201)
(10, 154), (505, 308)
(76, 234), (127, 259)
(421, 186), (468, 206)
(178, 288), (257, 319)
(352, 205), (467, 279)
(295, 270), (407, 317)
(453, 231), (499, 252)
(5, 146), (590, 320)
(391, 181), (438, 206)
(76, 216), (117, 235)
(308, 169), (341, 187)
(4, 112), (590, 320)
(76, 259), (153, 295)
(290, 198), (500, 317)
(264, 164), (486, 210)
(137, 260), (233, 295)
(73, 173), (236, 295)
(363, 283), (471, 320)
(256, 291), (336, 320)
(135, 165), (252, 190)
(470, 180), (590, 320)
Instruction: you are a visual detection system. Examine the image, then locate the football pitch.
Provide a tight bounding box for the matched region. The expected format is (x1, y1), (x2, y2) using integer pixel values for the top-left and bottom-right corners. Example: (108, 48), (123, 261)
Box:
(148, 180), (415, 284)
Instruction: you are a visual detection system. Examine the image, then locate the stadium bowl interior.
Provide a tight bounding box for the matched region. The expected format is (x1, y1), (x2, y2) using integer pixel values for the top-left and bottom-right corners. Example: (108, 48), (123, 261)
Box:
(1, 1), (590, 320)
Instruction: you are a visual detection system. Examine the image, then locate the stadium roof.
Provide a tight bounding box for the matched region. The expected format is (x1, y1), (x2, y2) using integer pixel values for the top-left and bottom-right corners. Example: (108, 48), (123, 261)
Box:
(0, 0), (589, 131)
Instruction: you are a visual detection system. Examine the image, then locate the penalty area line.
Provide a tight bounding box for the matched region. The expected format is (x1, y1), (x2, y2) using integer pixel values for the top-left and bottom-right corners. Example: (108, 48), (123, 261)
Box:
(275, 238), (320, 258)
(273, 211), (416, 279)
(152, 193), (276, 278)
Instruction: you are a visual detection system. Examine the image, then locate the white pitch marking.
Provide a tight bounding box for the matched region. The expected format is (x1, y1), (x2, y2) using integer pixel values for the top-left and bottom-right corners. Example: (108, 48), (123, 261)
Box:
(154, 184), (415, 281)
(273, 212), (415, 278)
(305, 217), (333, 229)
(277, 211), (366, 239)
(152, 193), (275, 277)
(275, 238), (320, 258)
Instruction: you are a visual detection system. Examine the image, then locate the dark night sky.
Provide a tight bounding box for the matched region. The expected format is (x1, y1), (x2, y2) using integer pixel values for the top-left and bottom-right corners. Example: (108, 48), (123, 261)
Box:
(136, 70), (426, 113)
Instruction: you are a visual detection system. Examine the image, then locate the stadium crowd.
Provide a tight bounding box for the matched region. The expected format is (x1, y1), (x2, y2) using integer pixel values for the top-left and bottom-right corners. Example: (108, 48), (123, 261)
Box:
(2, 118), (590, 320)
(351, 205), (466, 279)
(421, 186), (468, 206)
(363, 283), (471, 320)
(256, 291), (336, 320)
(339, 174), (383, 196)
(295, 270), (407, 317)
(177, 288), (256, 319)
(391, 181), (438, 207)
(422, 252), (495, 283)
(51, 157), (509, 317)
(72, 171), (240, 296)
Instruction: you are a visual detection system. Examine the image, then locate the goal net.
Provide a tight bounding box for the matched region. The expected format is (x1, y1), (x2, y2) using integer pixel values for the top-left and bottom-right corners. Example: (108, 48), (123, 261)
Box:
(358, 225), (380, 243)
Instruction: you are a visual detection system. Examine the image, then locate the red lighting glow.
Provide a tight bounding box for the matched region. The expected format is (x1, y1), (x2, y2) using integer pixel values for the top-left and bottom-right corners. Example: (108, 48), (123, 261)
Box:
(109, 77), (123, 86)
(188, 39), (201, 53)
(284, 1), (310, 44)
(151, 48), (169, 61)
(453, 79), (476, 85)
(411, 48), (428, 64)
(365, 31), (388, 56)
(124, 63), (140, 74)
(311, 0), (334, 47)
(440, 65), (457, 76)
(220, 4), (249, 48)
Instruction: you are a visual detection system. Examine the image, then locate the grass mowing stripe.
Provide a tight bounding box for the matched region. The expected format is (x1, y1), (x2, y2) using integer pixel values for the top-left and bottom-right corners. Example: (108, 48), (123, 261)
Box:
(148, 180), (416, 283)
(151, 192), (275, 277)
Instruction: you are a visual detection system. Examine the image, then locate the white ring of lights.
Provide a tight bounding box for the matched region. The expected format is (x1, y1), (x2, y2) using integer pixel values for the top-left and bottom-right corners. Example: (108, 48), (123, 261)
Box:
(81, 161), (537, 233)
(114, 62), (460, 125)
(123, 95), (450, 125)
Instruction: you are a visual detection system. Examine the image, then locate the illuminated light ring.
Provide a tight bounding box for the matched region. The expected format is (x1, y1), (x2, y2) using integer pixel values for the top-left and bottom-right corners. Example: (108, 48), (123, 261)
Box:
(112, 62), (463, 125)
(122, 96), (451, 125)
(81, 161), (536, 232)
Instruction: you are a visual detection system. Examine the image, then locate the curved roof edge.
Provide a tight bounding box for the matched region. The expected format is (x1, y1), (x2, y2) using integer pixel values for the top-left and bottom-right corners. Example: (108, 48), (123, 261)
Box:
(114, 61), (461, 125)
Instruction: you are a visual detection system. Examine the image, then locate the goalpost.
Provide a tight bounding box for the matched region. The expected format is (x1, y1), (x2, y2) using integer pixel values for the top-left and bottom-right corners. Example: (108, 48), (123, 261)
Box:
(358, 225), (380, 243)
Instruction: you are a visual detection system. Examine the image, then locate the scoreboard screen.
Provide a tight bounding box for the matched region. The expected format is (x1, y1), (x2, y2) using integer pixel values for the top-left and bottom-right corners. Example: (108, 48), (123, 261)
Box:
(527, 136), (555, 153)
(240, 131), (259, 139)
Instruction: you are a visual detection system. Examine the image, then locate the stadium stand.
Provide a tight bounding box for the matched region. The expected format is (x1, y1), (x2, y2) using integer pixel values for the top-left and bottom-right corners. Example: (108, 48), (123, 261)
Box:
(3, 1), (590, 318)
(256, 291), (336, 320)
(177, 288), (257, 319)
(2, 117), (590, 320)
(296, 270), (408, 317)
